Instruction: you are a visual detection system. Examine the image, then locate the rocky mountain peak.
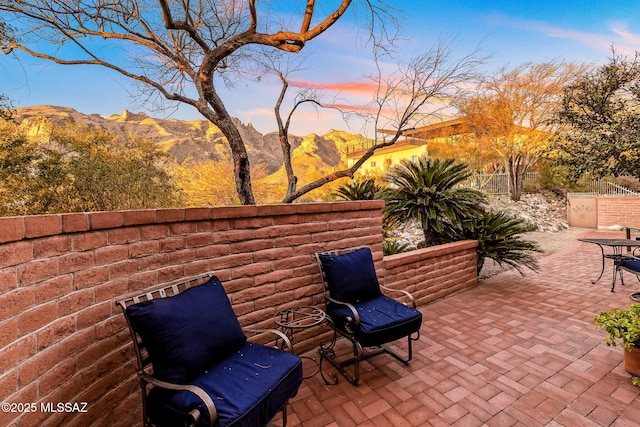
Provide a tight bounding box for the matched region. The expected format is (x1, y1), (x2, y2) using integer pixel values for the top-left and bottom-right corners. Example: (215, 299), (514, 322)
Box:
(10, 106), (367, 182)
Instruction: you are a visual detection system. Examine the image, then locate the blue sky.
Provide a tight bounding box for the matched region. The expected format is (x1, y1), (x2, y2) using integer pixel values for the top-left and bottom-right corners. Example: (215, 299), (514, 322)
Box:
(2, 1), (639, 136)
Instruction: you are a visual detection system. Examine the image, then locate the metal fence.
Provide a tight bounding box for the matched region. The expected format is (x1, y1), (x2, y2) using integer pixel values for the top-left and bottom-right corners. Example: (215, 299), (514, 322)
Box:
(464, 173), (639, 197)
(462, 172), (539, 195)
(567, 179), (639, 197)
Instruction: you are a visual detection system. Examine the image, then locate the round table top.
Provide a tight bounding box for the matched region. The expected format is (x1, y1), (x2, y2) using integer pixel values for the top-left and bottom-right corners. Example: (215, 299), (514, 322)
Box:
(274, 306), (326, 329)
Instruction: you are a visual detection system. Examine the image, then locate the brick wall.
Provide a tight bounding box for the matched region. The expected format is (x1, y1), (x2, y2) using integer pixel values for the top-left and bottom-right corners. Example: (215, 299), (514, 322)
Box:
(0, 201), (478, 426)
(597, 197), (640, 228)
(567, 195), (640, 228)
(383, 240), (478, 306)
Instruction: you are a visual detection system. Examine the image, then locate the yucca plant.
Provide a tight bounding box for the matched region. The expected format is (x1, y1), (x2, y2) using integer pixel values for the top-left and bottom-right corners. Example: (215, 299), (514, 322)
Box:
(460, 210), (541, 275)
(332, 178), (382, 201)
(381, 156), (486, 246)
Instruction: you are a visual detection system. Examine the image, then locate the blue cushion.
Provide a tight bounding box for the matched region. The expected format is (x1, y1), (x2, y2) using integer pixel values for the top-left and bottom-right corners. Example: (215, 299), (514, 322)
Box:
(619, 258), (640, 273)
(327, 295), (422, 348)
(318, 248), (382, 303)
(147, 341), (303, 427)
(125, 276), (247, 383)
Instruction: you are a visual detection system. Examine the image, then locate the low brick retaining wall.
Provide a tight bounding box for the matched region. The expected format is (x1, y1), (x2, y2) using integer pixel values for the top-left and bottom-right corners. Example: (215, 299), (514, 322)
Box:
(383, 240), (478, 305)
(0, 201), (477, 426)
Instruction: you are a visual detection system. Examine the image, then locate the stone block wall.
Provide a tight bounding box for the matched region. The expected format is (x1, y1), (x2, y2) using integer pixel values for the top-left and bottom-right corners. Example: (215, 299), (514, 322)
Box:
(0, 201), (478, 426)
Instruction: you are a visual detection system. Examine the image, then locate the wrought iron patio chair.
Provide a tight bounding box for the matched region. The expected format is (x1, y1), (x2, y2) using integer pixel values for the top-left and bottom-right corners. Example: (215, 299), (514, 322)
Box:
(616, 242), (640, 292)
(315, 247), (422, 385)
(116, 274), (303, 427)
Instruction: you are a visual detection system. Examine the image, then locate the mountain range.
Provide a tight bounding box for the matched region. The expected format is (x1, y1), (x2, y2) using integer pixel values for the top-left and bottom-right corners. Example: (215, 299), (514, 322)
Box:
(12, 106), (369, 183)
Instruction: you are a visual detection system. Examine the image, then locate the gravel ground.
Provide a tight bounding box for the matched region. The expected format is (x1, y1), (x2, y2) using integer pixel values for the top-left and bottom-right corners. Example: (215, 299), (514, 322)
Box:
(523, 227), (588, 256)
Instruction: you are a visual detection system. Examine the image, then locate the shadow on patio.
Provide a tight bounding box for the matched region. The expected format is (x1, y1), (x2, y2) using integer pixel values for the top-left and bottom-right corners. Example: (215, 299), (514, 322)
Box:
(282, 230), (640, 426)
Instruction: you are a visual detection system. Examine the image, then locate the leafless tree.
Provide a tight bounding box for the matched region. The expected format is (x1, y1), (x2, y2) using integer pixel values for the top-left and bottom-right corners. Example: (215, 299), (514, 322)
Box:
(456, 61), (586, 201)
(272, 38), (487, 203)
(0, 20), (14, 119)
(1, 0), (397, 204)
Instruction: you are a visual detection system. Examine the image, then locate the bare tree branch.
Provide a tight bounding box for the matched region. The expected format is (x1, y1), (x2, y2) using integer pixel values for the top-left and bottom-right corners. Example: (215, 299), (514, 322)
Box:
(2, 0), (392, 204)
(272, 37), (486, 203)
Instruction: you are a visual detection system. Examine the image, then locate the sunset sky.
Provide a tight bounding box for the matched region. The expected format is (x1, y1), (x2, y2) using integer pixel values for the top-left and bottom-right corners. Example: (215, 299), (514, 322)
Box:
(3, 1), (640, 136)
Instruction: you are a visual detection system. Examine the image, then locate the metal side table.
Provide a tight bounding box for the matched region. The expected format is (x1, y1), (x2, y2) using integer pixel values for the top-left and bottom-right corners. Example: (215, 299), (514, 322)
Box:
(274, 306), (326, 378)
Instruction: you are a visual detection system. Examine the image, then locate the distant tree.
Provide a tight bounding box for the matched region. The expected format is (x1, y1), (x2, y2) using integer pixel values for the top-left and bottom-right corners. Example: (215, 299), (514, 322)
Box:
(0, 119), (182, 215)
(551, 51), (640, 180)
(457, 61), (585, 201)
(427, 131), (501, 174)
(57, 125), (182, 212)
(172, 157), (271, 206)
(381, 156), (486, 246)
(0, 0), (398, 205)
(0, 121), (40, 215)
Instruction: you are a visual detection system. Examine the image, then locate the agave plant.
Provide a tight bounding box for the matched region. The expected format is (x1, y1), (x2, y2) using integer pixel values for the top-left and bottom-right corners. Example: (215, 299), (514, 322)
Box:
(332, 178), (382, 201)
(382, 239), (413, 255)
(381, 156), (486, 246)
(461, 210), (541, 275)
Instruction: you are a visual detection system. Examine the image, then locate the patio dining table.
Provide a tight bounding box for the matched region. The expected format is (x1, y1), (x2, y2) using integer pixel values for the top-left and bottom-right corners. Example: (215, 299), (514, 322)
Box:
(578, 238), (640, 292)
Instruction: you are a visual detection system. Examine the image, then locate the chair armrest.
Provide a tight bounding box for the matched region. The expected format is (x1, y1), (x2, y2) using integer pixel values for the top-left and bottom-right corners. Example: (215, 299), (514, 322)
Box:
(243, 327), (294, 353)
(138, 372), (217, 427)
(324, 294), (361, 333)
(380, 285), (417, 308)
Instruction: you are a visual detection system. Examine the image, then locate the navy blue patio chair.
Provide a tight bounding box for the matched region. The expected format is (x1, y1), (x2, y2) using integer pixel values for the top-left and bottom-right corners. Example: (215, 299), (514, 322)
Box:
(116, 274), (303, 427)
(315, 247), (422, 385)
(616, 238), (640, 294)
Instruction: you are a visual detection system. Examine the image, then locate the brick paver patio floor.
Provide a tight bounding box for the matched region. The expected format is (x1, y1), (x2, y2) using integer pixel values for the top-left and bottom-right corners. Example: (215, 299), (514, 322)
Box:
(281, 230), (640, 426)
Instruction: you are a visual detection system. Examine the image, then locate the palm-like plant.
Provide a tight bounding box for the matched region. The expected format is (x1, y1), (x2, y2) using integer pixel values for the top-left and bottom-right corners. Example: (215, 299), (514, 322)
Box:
(461, 210), (541, 275)
(381, 156), (486, 246)
(333, 178), (382, 201)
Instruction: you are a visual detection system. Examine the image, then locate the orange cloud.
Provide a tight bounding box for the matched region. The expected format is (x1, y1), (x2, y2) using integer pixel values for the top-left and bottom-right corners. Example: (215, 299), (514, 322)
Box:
(289, 79), (381, 94)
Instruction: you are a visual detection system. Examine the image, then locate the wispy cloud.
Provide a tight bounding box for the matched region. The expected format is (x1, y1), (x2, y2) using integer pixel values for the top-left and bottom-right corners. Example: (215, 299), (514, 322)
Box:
(487, 13), (640, 57)
(609, 21), (640, 51)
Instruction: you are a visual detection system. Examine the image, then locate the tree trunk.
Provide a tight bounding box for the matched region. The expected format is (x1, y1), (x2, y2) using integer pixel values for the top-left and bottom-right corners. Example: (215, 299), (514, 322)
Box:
(507, 156), (526, 202)
(200, 76), (256, 205)
(217, 115), (256, 205)
(280, 131), (298, 202)
(421, 227), (437, 247)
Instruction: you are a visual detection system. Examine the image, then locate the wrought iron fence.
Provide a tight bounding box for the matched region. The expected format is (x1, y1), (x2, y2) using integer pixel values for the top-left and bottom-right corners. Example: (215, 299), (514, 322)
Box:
(567, 179), (639, 197)
(464, 173), (638, 197)
(462, 172), (539, 195)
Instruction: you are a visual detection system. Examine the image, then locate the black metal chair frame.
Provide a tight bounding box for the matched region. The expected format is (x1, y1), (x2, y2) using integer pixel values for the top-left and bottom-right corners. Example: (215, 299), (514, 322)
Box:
(616, 254), (640, 285)
(116, 273), (295, 427)
(315, 248), (420, 385)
